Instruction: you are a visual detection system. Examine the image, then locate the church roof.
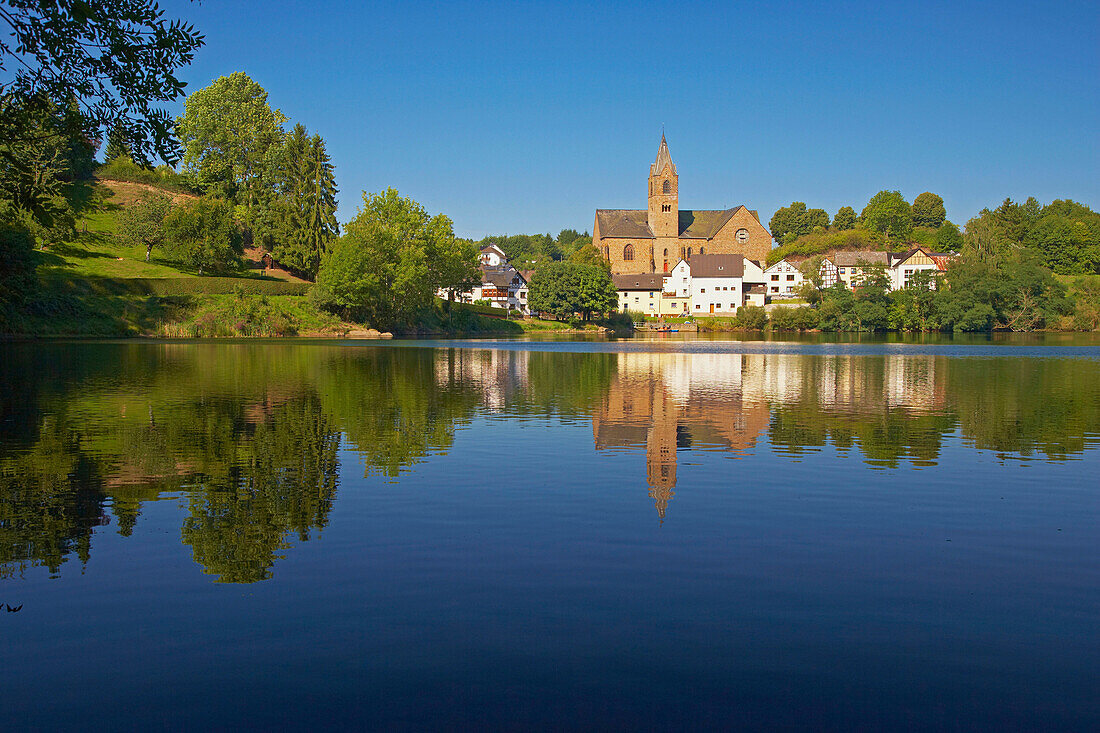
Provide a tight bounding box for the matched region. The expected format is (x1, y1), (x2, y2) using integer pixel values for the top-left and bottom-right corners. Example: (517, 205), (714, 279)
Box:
(650, 133), (676, 176)
(596, 207), (749, 240)
(596, 209), (654, 238)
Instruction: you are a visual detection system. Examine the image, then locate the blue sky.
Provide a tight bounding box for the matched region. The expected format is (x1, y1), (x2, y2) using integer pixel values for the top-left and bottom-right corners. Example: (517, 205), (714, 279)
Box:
(160, 0), (1098, 238)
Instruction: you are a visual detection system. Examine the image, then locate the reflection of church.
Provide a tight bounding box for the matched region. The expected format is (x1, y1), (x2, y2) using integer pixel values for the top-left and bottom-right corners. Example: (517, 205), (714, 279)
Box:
(592, 354), (771, 519)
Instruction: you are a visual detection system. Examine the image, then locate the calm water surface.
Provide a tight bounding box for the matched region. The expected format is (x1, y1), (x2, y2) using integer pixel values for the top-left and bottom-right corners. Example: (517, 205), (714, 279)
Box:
(2, 338), (1098, 730)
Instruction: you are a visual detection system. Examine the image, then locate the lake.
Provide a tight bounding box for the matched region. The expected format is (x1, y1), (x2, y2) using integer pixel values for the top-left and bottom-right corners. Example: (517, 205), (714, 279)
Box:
(2, 337), (1098, 730)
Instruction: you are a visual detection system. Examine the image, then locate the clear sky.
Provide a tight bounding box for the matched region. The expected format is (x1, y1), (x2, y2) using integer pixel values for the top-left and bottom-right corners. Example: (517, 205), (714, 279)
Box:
(160, 0), (1098, 238)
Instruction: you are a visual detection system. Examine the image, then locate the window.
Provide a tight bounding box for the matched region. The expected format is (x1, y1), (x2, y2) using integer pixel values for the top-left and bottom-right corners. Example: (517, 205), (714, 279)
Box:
(623, 244), (634, 261)
(662, 179), (671, 194)
(700, 288), (705, 293)
(838, 267), (846, 274)
(663, 248), (668, 256)
(602, 246), (609, 259)
(671, 303), (677, 308)
(699, 246), (705, 255)
(736, 228), (749, 243)
(687, 247), (692, 257)
(787, 274), (795, 281)
(771, 274), (779, 281)
(771, 286), (779, 293)
(661, 204), (671, 212)
(695, 305), (700, 310)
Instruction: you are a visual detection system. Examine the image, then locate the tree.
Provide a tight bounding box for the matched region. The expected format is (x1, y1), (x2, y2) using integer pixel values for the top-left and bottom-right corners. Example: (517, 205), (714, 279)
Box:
(568, 243), (610, 270)
(833, 206), (857, 231)
(528, 262), (616, 321)
(175, 73), (287, 209)
(936, 221), (963, 251)
(117, 193), (171, 262)
(0, 214), (36, 311)
(861, 191), (912, 241)
(313, 188), (473, 329)
(163, 197), (242, 275)
(769, 202), (807, 244)
(268, 124), (340, 279)
(804, 208), (830, 232)
(0, 1), (203, 167)
(962, 213), (1016, 265)
(911, 192), (947, 228)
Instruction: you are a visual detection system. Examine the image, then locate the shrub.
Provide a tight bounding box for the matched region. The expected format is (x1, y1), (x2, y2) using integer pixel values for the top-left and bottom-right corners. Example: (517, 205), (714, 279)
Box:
(734, 305), (768, 330)
(769, 306), (819, 331)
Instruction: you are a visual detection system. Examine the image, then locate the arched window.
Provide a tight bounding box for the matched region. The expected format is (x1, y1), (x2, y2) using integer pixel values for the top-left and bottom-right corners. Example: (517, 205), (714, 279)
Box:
(623, 244), (634, 261)
(603, 246), (609, 259)
(699, 246), (705, 255)
(663, 248), (668, 256)
(662, 180), (671, 194)
(736, 228), (749, 243)
(687, 247), (692, 258)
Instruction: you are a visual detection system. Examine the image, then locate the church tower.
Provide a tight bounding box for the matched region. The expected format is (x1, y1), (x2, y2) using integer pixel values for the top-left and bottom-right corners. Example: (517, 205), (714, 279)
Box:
(648, 133), (679, 239)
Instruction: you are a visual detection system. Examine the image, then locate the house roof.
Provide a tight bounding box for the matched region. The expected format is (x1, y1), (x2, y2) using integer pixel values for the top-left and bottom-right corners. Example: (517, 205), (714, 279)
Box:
(596, 206), (750, 240)
(612, 273), (666, 291)
(481, 266), (524, 288)
(830, 250), (889, 267)
(746, 283), (767, 294)
(480, 243), (506, 257)
(688, 254), (744, 278)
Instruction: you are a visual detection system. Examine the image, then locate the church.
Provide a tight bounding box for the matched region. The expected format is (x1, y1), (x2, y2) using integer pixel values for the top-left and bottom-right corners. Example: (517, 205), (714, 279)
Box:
(593, 135), (773, 275)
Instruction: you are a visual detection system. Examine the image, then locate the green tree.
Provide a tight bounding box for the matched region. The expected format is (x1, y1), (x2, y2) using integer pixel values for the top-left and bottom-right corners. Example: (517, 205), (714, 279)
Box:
(0, 1), (203, 167)
(936, 221), (963, 250)
(528, 261), (616, 321)
(176, 73), (287, 210)
(313, 188), (472, 329)
(911, 192), (947, 228)
(769, 201), (807, 244)
(833, 206), (857, 231)
(163, 196), (243, 275)
(568, 242), (611, 270)
(804, 208), (830, 232)
(268, 124), (340, 279)
(117, 193), (172, 262)
(861, 190), (912, 241)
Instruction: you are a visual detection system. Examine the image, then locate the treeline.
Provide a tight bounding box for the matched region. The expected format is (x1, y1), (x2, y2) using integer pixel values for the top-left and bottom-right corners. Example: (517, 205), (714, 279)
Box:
(767, 191), (963, 265)
(720, 254), (1099, 332)
(474, 229), (593, 268)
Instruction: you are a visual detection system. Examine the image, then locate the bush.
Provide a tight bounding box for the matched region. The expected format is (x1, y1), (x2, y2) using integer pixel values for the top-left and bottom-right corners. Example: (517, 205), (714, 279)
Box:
(734, 305), (768, 330)
(96, 156), (199, 194)
(769, 305), (819, 331)
(767, 227), (883, 265)
(0, 219), (39, 311)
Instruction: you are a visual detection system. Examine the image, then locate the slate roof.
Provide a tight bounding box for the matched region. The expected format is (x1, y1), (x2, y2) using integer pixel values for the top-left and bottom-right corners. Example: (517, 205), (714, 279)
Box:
(688, 254), (744, 278)
(650, 133), (676, 176)
(596, 206), (749, 240)
(831, 250), (889, 267)
(596, 210), (654, 238)
(612, 273), (666, 291)
(481, 266), (525, 288)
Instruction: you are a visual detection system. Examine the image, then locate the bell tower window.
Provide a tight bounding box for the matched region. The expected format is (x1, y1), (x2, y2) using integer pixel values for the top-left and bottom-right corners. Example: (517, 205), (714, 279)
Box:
(662, 204), (671, 212)
(662, 179), (671, 194)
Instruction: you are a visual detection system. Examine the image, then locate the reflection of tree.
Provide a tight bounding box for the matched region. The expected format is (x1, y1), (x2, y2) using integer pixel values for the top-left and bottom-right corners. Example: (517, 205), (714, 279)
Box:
(319, 349), (481, 477)
(180, 395), (340, 583)
(0, 419), (106, 578)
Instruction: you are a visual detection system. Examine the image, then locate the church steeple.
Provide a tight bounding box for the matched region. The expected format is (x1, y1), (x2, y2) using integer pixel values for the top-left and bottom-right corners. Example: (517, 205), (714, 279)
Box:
(648, 132), (679, 245)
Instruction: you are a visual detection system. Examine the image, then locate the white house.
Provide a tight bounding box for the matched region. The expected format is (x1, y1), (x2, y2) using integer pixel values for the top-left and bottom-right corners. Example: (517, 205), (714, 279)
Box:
(479, 244), (507, 267)
(887, 247), (950, 290)
(474, 266), (529, 313)
(613, 273), (666, 316)
(688, 254), (746, 316)
(763, 258), (805, 298)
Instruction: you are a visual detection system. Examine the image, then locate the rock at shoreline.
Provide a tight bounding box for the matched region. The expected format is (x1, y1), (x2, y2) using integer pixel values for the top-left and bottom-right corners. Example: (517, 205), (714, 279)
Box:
(345, 328), (393, 339)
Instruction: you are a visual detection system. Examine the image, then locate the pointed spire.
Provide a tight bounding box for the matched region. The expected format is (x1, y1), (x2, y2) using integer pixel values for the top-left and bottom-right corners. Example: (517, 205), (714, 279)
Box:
(651, 131), (676, 176)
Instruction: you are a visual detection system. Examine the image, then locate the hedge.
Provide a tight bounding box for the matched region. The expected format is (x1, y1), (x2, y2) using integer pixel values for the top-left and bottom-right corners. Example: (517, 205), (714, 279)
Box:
(40, 275), (313, 297)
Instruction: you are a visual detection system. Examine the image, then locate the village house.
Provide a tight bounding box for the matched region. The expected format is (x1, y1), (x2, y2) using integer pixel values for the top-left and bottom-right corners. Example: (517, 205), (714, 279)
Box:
(593, 134), (772, 275)
(688, 254), (749, 316)
(820, 247), (954, 291)
(613, 273), (666, 316)
(447, 245), (530, 314)
(763, 258), (805, 298)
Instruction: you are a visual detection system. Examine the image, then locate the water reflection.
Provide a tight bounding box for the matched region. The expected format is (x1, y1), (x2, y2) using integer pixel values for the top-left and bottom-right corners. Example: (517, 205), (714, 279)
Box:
(1, 342), (1097, 582)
